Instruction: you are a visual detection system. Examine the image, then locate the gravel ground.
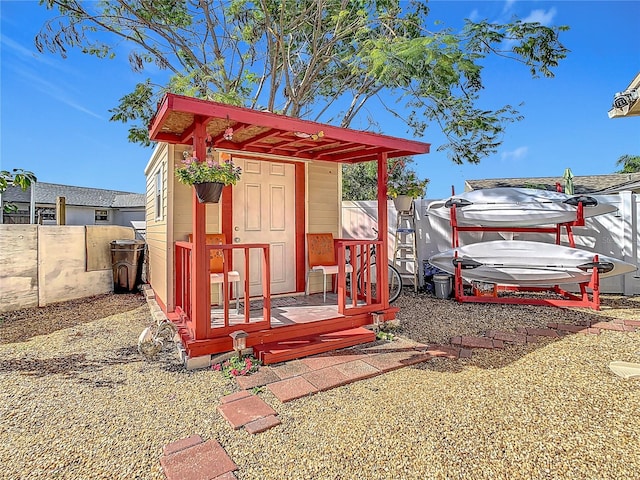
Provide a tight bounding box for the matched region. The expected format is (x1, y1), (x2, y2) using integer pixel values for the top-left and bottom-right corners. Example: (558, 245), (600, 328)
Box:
(1, 291), (639, 479)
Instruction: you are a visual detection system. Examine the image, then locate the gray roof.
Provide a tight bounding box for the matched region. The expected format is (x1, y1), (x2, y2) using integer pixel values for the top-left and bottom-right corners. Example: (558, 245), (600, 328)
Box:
(2, 182), (145, 208)
(465, 173), (640, 194)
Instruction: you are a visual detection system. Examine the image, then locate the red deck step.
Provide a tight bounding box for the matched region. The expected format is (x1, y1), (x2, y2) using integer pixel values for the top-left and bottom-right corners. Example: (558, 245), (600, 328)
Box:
(253, 327), (376, 365)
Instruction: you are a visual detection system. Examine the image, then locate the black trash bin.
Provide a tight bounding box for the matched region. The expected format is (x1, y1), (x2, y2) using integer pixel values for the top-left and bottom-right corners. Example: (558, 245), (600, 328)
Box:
(110, 239), (145, 292)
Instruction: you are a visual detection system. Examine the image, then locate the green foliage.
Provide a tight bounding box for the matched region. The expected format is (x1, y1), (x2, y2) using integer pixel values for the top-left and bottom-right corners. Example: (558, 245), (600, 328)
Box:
(36, 1), (569, 163)
(211, 355), (261, 378)
(1, 169), (37, 214)
(615, 155), (640, 174)
(175, 153), (242, 186)
(342, 157), (429, 200)
(376, 330), (395, 341)
(387, 170), (429, 198)
(342, 162), (380, 200)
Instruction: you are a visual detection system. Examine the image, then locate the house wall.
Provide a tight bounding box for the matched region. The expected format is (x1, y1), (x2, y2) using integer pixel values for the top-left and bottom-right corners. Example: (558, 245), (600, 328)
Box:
(113, 208), (146, 229)
(342, 193), (640, 295)
(65, 206), (108, 225)
(4, 204), (144, 227)
(0, 225), (136, 312)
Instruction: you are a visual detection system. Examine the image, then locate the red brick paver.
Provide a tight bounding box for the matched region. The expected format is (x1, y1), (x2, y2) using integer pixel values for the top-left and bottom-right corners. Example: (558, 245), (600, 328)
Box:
(486, 331), (527, 344)
(269, 360), (313, 380)
(160, 440), (237, 480)
(334, 359), (381, 381)
(362, 350), (431, 372)
(163, 435), (203, 456)
(553, 324), (588, 334)
(214, 473), (237, 480)
(519, 327), (560, 337)
(217, 395), (277, 430)
(300, 352), (357, 370)
(244, 415), (281, 434)
(592, 322), (636, 332)
(303, 366), (351, 391)
(418, 344), (461, 359)
(235, 368), (280, 390)
(268, 376), (319, 402)
(220, 391), (252, 405)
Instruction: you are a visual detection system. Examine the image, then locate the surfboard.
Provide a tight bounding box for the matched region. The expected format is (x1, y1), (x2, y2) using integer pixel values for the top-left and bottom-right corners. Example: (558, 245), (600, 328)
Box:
(427, 240), (637, 286)
(426, 188), (617, 227)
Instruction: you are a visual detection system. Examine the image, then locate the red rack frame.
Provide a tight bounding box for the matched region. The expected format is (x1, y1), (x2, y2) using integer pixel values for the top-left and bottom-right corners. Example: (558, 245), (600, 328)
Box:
(448, 198), (601, 310)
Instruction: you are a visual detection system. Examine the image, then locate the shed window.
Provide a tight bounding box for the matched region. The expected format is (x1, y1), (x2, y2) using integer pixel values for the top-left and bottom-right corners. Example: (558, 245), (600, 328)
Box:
(95, 210), (108, 221)
(155, 168), (163, 220)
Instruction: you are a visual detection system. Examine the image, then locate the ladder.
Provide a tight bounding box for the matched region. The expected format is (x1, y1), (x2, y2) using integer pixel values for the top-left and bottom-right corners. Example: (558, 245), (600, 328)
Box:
(392, 203), (418, 292)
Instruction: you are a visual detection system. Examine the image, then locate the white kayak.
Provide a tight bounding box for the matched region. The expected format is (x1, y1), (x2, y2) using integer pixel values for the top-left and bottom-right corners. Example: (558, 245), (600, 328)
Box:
(426, 187), (617, 227)
(428, 240), (637, 286)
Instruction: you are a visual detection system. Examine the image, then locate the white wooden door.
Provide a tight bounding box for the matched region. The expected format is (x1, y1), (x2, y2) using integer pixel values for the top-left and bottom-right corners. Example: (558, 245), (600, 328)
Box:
(232, 158), (296, 296)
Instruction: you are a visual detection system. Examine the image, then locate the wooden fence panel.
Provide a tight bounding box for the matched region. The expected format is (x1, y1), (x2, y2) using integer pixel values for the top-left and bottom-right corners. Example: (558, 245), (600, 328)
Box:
(0, 225), (38, 312)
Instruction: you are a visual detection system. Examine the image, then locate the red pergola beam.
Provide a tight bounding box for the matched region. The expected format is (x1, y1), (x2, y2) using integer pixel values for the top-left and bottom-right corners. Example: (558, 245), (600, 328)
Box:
(149, 94), (430, 160)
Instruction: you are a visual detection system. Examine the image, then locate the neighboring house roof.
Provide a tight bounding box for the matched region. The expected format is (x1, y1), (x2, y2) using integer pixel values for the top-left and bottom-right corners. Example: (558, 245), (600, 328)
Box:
(2, 182), (145, 208)
(608, 72), (640, 118)
(465, 173), (640, 194)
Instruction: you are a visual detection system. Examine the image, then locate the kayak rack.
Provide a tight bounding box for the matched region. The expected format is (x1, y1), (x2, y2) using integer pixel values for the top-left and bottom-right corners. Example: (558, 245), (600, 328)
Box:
(448, 200), (601, 310)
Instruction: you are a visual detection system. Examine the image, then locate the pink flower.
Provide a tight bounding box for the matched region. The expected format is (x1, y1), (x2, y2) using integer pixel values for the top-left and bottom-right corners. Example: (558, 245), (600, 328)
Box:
(230, 368), (239, 376)
(212, 364), (221, 371)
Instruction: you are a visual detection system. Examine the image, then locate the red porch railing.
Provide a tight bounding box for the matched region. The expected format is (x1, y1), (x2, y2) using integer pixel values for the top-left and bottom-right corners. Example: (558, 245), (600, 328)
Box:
(335, 239), (388, 315)
(175, 241), (271, 339)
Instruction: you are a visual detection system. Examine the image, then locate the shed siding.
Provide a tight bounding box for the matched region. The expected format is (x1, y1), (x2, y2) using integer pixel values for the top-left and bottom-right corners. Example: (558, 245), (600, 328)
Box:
(144, 143), (169, 308)
(306, 160), (340, 293)
(307, 161), (340, 235)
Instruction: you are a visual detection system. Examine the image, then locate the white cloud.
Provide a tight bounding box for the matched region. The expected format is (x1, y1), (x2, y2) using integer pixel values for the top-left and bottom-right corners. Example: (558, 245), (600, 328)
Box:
(11, 65), (103, 119)
(503, 0), (518, 15)
(1, 33), (77, 74)
(501, 146), (529, 162)
(468, 9), (482, 22)
(522, 7), (557, 26)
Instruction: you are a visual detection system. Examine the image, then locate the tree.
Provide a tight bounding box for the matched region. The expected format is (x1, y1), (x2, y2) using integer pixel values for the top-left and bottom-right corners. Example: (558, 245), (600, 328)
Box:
(615, 155), (640, 174)
(0, 169), (37, 214)
(36, 0), (568, 165)
(342, 157), (428, 200)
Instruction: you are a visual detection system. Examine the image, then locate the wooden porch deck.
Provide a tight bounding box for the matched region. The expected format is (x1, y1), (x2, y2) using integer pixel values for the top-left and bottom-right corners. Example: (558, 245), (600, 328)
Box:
(210, 293), (360, 328)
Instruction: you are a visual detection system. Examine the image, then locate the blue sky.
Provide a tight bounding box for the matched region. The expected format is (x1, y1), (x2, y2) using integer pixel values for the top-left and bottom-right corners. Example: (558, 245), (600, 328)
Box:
(1, 1), (639, 199)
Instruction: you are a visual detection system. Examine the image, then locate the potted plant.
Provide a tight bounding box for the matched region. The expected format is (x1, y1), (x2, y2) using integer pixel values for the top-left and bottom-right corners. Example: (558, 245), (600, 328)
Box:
(388, 171), (428, 212)
(175, 151), (242, 203)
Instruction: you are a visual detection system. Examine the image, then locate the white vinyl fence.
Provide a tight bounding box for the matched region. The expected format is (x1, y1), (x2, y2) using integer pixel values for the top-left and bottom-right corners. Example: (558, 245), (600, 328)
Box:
(342, 192), (640, 295)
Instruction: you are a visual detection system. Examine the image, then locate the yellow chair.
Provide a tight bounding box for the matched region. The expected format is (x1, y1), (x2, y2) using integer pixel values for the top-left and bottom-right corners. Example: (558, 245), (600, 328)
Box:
(189, 233), (240, 313)
(305, 233), (353, 302)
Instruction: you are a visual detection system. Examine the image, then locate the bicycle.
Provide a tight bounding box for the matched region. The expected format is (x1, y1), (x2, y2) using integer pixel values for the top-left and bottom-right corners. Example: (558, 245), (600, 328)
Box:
(347, 228), (403, 304)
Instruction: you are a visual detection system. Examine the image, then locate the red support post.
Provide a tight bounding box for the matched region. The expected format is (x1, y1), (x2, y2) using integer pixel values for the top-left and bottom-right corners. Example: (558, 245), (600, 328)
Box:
(376, 152), (390, 308)
(191, 117), (210, 340)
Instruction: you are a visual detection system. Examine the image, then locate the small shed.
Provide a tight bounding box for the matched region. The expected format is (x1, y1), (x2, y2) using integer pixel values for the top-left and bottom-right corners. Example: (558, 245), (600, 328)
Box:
(144, 94), (430, 364)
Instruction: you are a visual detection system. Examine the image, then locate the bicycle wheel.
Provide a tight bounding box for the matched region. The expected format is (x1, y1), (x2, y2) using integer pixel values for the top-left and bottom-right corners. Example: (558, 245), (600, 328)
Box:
(356, 263), (403, 304)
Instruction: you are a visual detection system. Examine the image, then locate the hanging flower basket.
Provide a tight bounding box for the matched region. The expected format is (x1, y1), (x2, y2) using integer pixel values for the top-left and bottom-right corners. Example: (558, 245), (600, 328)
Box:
(175, 150), (242, 204)
(194, 182), (224, 204)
